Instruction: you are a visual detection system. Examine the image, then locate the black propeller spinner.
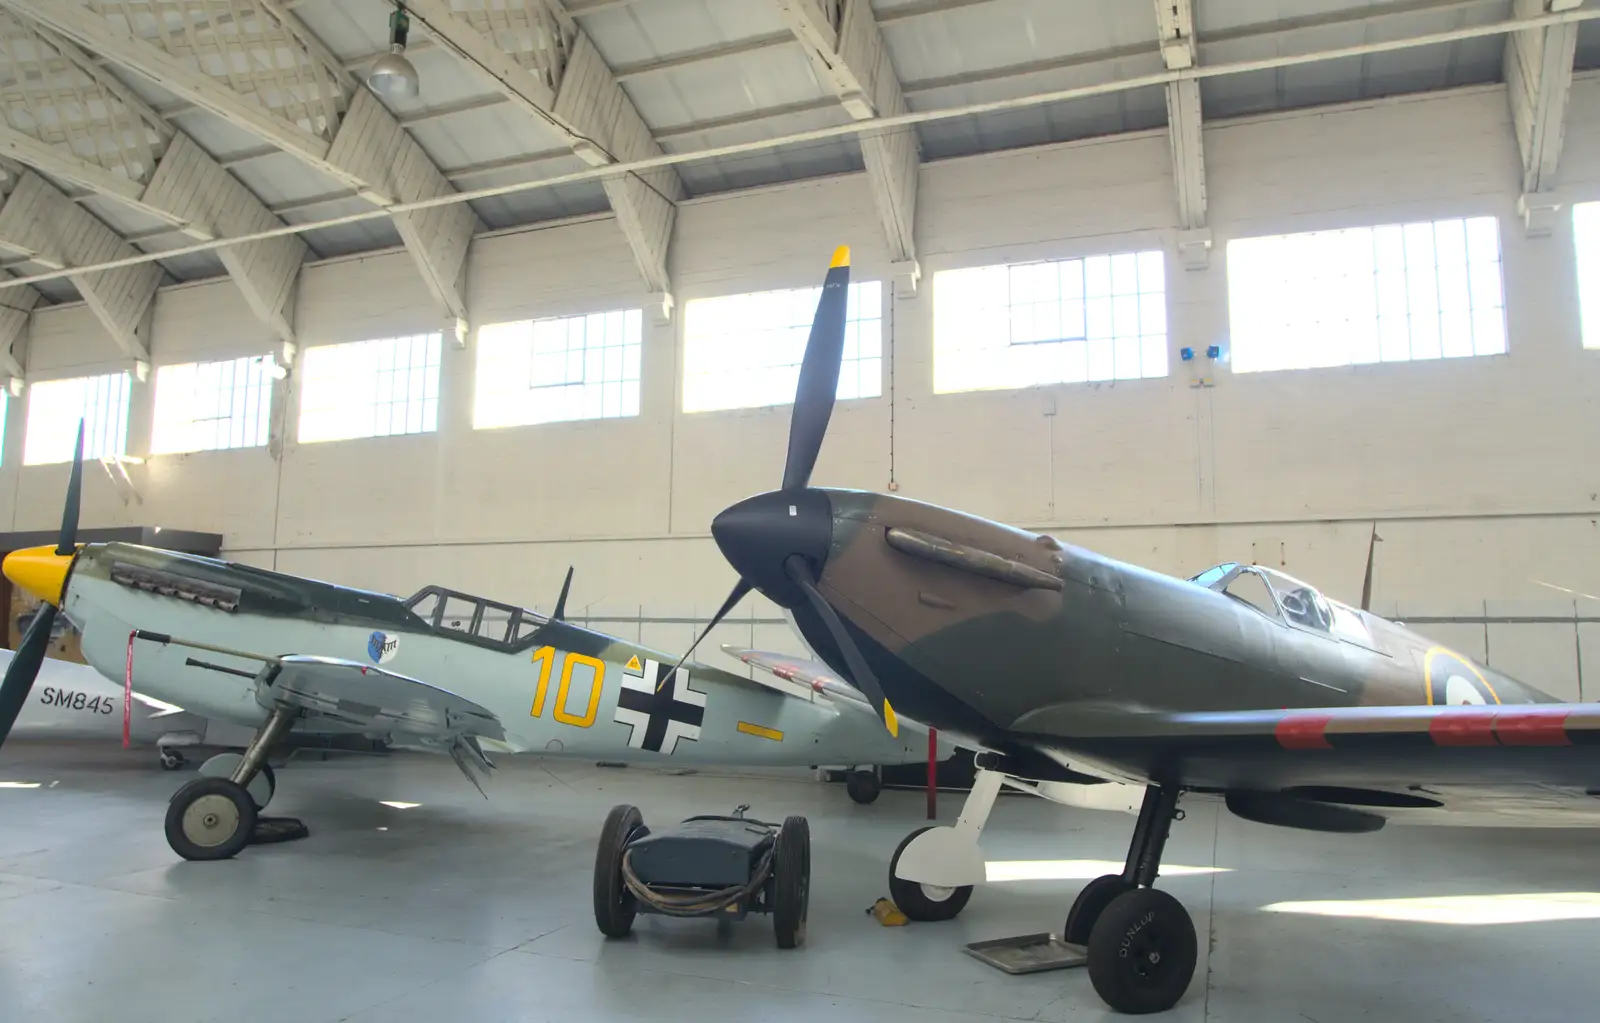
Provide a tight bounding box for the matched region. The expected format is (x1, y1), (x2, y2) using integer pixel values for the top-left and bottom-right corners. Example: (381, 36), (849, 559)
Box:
(666, 247), (900, 734)
(0, 421), (86, 750)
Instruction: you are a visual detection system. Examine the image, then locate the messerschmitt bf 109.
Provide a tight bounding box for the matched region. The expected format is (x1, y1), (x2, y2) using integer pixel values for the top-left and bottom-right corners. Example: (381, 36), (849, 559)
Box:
(0, 429), (944, 862)
(674, 244), (1600, 1015)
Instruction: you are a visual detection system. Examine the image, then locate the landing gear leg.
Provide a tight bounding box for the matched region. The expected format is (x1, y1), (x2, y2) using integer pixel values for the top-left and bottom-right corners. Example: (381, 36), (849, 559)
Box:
(1075, 784), (1197, 1015)
(164, 706), (299, 861)
(887, 767), (1001, 921)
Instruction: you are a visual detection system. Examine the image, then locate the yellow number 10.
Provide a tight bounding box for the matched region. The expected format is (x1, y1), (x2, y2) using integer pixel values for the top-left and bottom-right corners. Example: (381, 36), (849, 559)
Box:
(529, 646), (605, 728)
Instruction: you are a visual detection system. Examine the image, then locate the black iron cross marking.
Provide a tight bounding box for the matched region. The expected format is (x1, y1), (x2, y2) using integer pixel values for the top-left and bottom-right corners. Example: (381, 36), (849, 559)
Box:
(614, 660), (707, 753)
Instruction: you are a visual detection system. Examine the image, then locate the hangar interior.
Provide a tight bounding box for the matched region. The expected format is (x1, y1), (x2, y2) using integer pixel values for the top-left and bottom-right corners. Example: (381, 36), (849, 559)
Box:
(2, 0), (1600, 1020)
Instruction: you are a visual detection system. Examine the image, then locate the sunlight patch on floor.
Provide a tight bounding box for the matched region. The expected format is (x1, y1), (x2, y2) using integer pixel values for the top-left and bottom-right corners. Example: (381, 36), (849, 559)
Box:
(0, 781), (41, 789)
(1263, 893), (1600, 925)
(985, 859), (1228, 882)
(380, 800), (422, 809)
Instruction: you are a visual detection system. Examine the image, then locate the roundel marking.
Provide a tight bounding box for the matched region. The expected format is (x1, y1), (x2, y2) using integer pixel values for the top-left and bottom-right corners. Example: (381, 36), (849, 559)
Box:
(1422, 646), (1499, 706)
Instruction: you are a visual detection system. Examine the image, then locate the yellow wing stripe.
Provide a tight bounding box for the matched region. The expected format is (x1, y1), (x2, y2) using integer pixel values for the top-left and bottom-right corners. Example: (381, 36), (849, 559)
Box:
(737, 721), (784, 742)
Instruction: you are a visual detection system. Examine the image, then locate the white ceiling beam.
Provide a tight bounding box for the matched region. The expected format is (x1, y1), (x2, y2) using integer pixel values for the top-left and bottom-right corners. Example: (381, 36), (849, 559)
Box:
(0, 280), (37, 394)
(1156, 0), (1211, 269)
(1505, 0), (1581, 237)
(776, 0), (922, 288)
(0, 170), (160, 361)
(402, 0), (683, 298)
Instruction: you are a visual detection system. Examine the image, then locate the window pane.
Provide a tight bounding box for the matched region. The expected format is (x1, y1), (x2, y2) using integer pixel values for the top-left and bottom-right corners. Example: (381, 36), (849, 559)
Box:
(1228, 216), (1506, 373)
(24, 373), (131, 465)
(1578, 202), (1600, 350)
(682, 280), (883, 412)
(474, 307), (643, 429)
(151, 355), (273, 454)
(933, 250), (1168, 393)
(299, 333), (443, 443)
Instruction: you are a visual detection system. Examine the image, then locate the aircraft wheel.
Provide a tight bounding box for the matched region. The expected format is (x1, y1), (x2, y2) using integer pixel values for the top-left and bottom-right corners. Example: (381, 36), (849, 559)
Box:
(1086, 888), (1197, 1015)
(887, 826), (973, 922)
(845, 769), (881, 804)
(198, 752), (275, 810)
(772, 815), (810, 949)
(158, 748), (186, 771)
(593, 804), (643, 938)
(165, 777), (257, 862)
(1063, 873), (1134, 944)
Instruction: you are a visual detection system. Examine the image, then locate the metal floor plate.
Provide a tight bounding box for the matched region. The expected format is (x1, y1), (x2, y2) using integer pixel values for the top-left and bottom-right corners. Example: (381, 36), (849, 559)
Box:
(962, 932), (1088, 974)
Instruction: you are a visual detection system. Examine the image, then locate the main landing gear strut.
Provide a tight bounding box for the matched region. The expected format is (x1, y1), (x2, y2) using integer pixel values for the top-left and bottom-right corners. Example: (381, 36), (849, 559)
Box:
(164, 705), (308, 861)
(887, 773), (1195, 1015)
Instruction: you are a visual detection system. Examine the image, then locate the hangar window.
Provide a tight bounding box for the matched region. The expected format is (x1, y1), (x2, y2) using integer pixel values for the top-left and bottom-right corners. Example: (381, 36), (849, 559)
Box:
(1578, 202), (1600, 350)
(475, 308), (642, 428)
(1226, 216), (1506, 373)
(298, 332), (441, 444)
(151, 355), (274, 454)
(932, 251), (1168, 393)
(682, 280), (882, 412)
(23, 371), (130, 465)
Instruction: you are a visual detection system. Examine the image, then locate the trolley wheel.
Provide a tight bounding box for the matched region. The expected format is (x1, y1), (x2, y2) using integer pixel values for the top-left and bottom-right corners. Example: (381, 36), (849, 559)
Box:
(593, 804), (644, 938)
(887, 826), (973, 922)
(771, 815), (810, 949)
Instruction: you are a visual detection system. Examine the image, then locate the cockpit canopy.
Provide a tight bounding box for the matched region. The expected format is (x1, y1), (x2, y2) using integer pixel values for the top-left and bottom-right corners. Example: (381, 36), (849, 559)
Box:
(1187, 562), (1372, 646)
(403, 585), (551, 648)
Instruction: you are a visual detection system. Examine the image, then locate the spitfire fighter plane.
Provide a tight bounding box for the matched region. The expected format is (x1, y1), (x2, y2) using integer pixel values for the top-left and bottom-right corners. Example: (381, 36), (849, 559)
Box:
(679, 245), (1600, 1015)
(0, 435), (943, 863)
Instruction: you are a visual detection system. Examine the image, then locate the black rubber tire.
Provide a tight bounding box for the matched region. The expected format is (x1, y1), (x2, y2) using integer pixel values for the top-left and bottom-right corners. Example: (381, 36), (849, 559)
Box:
(256, 763), (277, 811)
(1086, 888), (1198, 1015)
(772, 815), (810, 949)
(845, 770), (881, 804)
(593, 804), (643, 938)
(887, 825), (973, 922)
(1063, 873), (1135, 945)
(165, 777), (258, 862)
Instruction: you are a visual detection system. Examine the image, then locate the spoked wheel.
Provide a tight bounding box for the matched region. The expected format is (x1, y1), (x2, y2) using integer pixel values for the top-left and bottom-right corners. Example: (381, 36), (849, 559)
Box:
(887, 825), (973, 922)
(1086, 888), (1198, 1015)
(1063, 873), (1134, 944)
(165, 777), (257, 861)
(593, 804), (644, 938)
(772, 815), (810, 949)
(845, 770), (881, 804)
(198, 752), (276, 810)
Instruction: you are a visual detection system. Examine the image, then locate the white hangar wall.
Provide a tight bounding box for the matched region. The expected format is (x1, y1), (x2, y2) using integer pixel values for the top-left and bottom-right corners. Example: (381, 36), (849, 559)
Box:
(4, 80), (1600, 695)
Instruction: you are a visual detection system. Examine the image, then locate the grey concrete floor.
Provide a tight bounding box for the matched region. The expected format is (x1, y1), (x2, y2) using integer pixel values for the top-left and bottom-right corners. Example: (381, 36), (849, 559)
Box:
(2, 741), (1597, 1023)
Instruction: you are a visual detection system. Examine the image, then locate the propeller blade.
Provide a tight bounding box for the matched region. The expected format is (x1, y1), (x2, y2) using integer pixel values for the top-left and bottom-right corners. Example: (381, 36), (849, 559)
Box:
(1360, 523), (1382, 613)
(784, 554), (898, 736)
(0, 603), (58, 749)
(659, 579), (753, 691)
(57, 420), (85, 556)
(781, 246), (852, 492)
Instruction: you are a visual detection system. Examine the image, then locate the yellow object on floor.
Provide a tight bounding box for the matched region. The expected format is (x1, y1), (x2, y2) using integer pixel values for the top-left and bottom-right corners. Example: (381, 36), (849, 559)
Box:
(868, 898), (908, 926)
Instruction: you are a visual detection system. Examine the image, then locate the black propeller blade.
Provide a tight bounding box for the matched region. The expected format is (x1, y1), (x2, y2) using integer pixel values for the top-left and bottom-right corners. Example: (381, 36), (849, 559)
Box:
(658, 579), (752, 691)
(785, 555), (897, 735)
(781, 245), (851, 491)
(0, 422), (85, 750)
(1360, 523), (1382, 613)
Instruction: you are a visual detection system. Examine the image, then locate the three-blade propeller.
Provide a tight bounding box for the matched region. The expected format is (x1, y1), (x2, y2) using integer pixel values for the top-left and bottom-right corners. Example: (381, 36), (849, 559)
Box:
(666, 247), (900, 734)
(0, 422), (85, 751)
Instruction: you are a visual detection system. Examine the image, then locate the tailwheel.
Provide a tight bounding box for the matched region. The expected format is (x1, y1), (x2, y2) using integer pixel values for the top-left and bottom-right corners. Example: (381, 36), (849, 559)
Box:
(845, 769), (881, 804)
(887, 825), (972, 922)
(1086, 888), (1197, 1015)
(165, 777), (257, 861)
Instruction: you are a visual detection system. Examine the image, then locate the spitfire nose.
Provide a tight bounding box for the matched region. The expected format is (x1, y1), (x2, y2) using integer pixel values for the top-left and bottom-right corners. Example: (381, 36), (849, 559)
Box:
(3, 545), (76, 606)
(711, 488), (834, 607)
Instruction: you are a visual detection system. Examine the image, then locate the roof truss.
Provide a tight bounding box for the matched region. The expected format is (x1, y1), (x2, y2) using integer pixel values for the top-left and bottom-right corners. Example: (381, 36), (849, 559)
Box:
(1505, 0), (1580, 237)
(1156, 0), (1210, 270)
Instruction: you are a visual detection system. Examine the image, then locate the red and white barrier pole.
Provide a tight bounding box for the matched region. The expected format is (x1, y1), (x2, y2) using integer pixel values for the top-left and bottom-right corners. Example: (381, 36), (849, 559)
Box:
(123, 631), (134, 749)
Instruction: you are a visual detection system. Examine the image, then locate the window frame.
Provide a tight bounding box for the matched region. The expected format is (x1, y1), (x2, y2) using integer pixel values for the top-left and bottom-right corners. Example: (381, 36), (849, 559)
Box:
(150, 353), (275, 455)
(1577, 200), (1600, 351)
(297, 331), (443, 445)
(22, 371), (132, 466)
(931, 249), (1170, 395)
(681, 279), (885, 414)
(473, 307), (644, 430)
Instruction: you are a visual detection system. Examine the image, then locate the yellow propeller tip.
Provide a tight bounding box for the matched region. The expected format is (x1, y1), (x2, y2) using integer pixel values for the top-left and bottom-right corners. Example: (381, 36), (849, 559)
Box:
(883, 699), (898, 737)
(829, 245), (851, 269)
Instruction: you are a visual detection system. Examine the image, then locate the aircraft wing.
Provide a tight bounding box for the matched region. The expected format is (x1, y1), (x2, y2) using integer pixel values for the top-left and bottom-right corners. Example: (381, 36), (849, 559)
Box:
(259, 655), (505, 747)
(1016, 701), (1600, 822)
